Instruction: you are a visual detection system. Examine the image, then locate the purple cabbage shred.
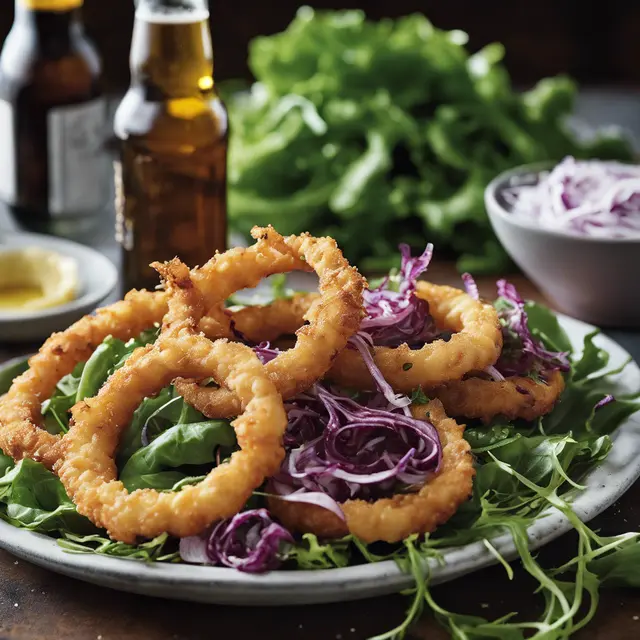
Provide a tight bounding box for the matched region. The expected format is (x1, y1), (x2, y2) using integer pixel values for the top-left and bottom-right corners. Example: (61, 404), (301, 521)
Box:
(594, 394), (615, 411)
(505, 156), (640, 238)
(358, 243), (438, 348)
(253, 341), (280, 364)
(348, 332), (412, 411)
(269, 295), (443, 509)
(179, 509), (294, 573)
(483, 365), (506, 382)
(495, 279), (570, 378)
(461, 273), (480, 301)
(271, 382), (442, 505)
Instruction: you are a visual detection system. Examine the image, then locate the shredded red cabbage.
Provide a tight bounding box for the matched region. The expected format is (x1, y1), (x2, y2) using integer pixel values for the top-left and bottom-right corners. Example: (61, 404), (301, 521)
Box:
(253, 338), (442, 509)
(359, 243), (438, 348)
(253, 341), (279, 364)
(504, 156), (640, 238)
(461, 272), (480, 301)
(483, 365), (506, 382)
(461, 273), (570, 379)
(179, 509), (294, 573)
(272, 383), (442, 504)
(270, 488), (347, 521)
(595, 394), (615, 411)
(348, 332), (412, 411)
(256, 332), (442, 510)
(495, 279), (570, 378)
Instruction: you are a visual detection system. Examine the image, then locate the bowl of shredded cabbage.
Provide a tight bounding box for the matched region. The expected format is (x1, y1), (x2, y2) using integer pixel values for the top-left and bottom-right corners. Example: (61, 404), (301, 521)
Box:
(486, 156), (640, 328)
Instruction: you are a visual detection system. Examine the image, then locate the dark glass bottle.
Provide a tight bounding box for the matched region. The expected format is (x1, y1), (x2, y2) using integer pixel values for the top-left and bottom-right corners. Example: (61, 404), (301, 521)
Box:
(114, 0), (228, 293)
(0, 0), (108, 235)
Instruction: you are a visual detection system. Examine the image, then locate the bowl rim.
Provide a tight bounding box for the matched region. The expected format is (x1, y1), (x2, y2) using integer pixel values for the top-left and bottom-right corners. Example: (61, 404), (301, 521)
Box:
(0, 233), (118, 322)
(485, 161), (640, 245)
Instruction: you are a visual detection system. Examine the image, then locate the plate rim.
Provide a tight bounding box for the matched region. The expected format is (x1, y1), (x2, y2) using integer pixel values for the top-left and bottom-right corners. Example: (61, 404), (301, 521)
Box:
(0, 314), (638, 606)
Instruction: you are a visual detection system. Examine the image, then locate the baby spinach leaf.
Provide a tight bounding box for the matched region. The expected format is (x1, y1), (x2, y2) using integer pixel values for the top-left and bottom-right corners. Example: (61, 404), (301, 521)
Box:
(524, 301), (573, 355)
(75, 337), (127, 402)
(572, 332), (609, 383)
(0, 459), (92, 533)
(119, 421), (236, 492)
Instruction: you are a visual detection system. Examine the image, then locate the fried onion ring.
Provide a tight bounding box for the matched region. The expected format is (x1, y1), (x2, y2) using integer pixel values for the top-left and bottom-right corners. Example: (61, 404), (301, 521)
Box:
(55, 262), (288, 544)
(327, 282), (501, 393)
(267, 400), (475, 543)
(431, 370), (566, 424)
(222, 281), (502, 394)
(231, 293), (321, 344)
(0, 234), (304, 467)
(0, 289), (170, 469)
(175, 226), (366, 419)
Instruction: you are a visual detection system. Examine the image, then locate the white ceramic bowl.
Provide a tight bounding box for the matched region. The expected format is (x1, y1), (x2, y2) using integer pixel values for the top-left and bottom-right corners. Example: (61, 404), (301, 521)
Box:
(485, 164), (640, 328)
(0, 232), (118, 342)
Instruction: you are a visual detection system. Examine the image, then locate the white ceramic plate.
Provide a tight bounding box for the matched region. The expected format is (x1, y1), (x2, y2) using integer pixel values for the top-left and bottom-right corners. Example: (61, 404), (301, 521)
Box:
(0, 232), (118, 342)
(0, 315), (638, 605)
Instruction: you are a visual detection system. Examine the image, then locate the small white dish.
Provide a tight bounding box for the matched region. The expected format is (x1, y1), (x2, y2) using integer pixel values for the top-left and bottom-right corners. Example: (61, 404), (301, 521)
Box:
(0, 232), (118, 342)
(485, 163), (640, 328)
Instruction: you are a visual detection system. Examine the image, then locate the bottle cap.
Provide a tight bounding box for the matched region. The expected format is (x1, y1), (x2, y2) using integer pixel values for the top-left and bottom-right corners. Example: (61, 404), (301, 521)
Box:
(21, 0), (83, 10)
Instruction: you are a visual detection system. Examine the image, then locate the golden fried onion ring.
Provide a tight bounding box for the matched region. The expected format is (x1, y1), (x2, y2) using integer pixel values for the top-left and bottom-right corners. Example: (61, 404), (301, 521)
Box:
(224, 281), (502, 395)
(327, 281), (502, 393)
(0, 234), (301, 468)
(231, 293), (321, 344)
(431, 370), (566, 424)
(175, 226), (366, 419)
(228, 285), (563, 424)
(0, 290), (169, 469)
(268, 400), (475, 543)
(55, 262), (288, 544)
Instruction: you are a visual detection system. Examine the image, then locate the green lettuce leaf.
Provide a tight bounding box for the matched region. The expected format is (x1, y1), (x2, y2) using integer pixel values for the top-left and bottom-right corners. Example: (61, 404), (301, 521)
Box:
(0, 459), (92, 534)
(588, 543), (640, 588)
(119, 421), (236, 492)
(224, 9), (633, 273)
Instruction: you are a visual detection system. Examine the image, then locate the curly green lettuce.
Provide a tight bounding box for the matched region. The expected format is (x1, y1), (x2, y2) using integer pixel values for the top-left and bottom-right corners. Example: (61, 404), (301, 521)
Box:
(223, 7), (634, 274)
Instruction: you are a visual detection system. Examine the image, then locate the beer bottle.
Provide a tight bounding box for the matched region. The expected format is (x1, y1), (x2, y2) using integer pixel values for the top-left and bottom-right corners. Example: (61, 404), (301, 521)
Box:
(115, 0), (228, 293)
(0, 0), (108, 235)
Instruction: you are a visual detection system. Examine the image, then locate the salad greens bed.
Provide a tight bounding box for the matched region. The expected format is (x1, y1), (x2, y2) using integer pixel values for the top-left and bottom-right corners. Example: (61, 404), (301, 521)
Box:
(224, 7), (634, 275)
(0, 296), (639, 639)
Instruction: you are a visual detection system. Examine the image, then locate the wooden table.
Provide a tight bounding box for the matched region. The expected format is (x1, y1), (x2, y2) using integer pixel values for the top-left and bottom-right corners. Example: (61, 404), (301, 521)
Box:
(0, 267), (639, 640)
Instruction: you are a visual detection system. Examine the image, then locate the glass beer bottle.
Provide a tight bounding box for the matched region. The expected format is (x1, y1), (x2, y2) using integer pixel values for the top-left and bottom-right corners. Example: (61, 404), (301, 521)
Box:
(115, 0), (228, 293)
(0, 0), (108, 235)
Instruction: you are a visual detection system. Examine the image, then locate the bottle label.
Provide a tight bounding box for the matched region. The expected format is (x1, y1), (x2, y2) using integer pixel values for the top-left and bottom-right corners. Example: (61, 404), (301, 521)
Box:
(20, 0), (83, 10)
(48, 97), (108, 216)
(0, 101), (16, 205)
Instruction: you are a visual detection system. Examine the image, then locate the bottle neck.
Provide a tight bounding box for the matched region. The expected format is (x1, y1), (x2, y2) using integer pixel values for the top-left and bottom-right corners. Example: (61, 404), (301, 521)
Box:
(131, 1), (214, 99)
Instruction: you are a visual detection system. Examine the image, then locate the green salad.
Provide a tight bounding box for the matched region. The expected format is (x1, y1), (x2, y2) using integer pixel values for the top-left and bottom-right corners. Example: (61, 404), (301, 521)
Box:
(224, 7), (634, 274)
(0, 279), (639, 638)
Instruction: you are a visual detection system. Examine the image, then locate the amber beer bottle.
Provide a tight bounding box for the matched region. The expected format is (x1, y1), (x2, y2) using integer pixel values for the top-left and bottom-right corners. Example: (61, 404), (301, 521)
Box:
(0, 0), (107, 234)
(115, 0), (228, 293)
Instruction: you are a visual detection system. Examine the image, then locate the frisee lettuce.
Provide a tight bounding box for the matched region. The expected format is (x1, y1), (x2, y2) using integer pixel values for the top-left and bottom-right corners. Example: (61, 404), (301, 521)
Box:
(58, 532), (180, 563)
(0, 300), (638, 639)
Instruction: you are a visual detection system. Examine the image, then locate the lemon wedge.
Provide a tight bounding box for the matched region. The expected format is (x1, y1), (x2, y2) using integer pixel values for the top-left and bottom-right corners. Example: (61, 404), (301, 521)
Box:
(0, 248), (79, 313)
